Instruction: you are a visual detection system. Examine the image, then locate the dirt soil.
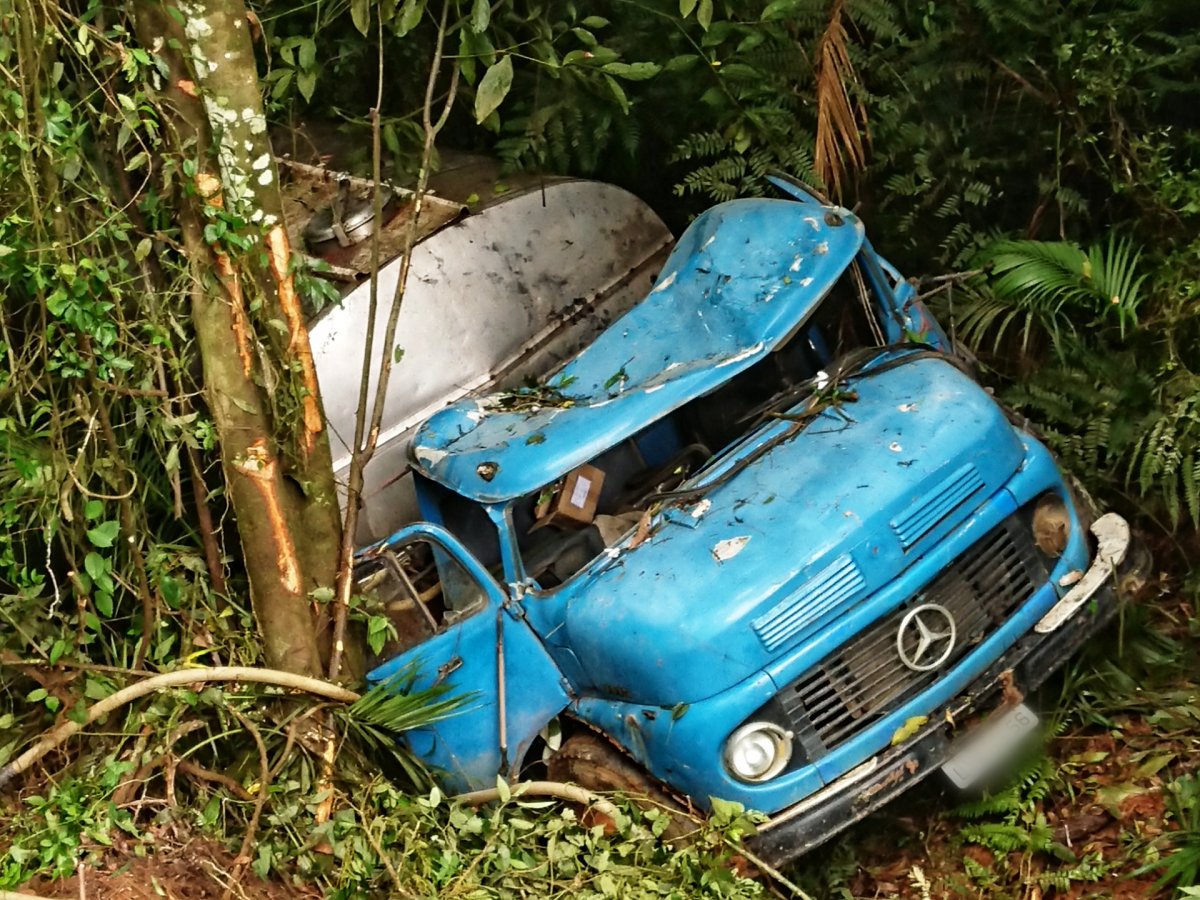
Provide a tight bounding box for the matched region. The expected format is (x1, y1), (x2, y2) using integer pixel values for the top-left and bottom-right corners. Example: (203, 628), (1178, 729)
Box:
(23, 838), (316, 900)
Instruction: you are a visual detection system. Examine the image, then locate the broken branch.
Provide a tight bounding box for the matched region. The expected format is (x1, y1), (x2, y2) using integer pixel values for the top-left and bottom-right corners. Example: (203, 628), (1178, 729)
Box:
(0, 666), (359, 789)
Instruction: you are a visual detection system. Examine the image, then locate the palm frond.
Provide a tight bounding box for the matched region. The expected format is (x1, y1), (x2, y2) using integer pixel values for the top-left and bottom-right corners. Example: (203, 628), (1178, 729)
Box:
(813, 0), (867, 200)
(349, 663), (476, 733)
(1087, 235), (1147, 338)
(956, 235), (1148, 360)
(340, 663), (478, 787)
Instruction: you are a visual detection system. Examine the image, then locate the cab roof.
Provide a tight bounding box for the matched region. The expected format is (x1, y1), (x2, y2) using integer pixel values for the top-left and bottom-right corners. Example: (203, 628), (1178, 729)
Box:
(409, 196), (865, 503)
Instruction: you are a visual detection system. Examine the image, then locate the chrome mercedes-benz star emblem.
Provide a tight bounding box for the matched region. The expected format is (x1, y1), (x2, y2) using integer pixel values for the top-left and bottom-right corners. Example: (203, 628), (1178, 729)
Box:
(896, 603), (957, 672)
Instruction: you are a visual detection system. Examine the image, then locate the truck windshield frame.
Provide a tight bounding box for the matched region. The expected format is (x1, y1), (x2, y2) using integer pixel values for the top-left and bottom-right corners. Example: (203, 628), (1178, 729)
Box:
(492, 255), (899, 593)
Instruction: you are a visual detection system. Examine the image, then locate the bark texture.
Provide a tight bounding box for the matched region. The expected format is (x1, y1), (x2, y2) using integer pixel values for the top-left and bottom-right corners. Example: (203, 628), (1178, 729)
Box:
(133, 0), (343, 676)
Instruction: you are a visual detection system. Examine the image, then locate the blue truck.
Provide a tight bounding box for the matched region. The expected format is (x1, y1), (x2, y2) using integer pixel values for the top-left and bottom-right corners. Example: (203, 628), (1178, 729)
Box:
(356, 177), (1136, 864)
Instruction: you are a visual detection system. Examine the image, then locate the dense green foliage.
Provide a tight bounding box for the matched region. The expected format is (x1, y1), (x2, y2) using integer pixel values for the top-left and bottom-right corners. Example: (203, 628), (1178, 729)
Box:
(2, 0), (1199, 895)
(261, 0), (1200, 529)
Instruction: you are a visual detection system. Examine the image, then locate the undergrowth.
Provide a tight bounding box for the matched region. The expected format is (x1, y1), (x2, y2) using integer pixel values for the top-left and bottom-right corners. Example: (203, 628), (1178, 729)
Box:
(3, 0), (1200, 896)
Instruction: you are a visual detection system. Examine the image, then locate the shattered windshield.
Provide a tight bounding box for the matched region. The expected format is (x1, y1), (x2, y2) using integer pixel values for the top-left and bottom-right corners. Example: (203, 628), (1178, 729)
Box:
(510, 257), (893, 589)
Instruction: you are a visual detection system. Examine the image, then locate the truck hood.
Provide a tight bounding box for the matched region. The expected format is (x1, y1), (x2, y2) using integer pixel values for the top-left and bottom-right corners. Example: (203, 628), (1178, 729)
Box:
(559, 356), (1027, 706)
(408, 198), (864, 502)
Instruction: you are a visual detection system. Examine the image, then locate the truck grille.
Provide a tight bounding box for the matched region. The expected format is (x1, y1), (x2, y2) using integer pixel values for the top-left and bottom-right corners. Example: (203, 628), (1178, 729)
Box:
(779, 515), (1046, 755)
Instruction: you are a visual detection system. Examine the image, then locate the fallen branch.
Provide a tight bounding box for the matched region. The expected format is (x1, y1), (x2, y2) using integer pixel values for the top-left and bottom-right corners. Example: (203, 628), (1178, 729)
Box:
(456, 779), (624, 822)
(455, 781), (815, 900)
(915, 268), (987, 301)
(177, 759), (255, 802)
(275, 156), (412, 198)
(0, 666), (359, 790)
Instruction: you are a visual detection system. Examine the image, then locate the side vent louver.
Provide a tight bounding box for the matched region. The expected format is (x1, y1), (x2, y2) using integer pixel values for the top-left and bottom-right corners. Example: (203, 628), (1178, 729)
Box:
(753, 555), (865, 652)
(890, 463), (984, 550)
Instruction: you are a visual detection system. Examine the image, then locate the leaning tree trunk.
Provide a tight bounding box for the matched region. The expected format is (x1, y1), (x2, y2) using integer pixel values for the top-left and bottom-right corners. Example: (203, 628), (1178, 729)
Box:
(132, 0), (343, 676)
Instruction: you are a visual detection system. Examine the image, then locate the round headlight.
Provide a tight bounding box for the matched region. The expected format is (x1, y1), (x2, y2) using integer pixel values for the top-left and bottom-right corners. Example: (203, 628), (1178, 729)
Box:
(725, 722), (793, 782)
(1032, 493), (1071, 557)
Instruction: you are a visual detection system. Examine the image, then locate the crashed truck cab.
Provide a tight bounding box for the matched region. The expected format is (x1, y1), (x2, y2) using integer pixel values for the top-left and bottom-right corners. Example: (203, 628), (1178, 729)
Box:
(358, 178), (1135, 865)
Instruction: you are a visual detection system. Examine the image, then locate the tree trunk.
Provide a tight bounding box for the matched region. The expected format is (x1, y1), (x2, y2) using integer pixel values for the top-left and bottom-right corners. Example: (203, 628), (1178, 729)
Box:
(133, 0), (342, 676)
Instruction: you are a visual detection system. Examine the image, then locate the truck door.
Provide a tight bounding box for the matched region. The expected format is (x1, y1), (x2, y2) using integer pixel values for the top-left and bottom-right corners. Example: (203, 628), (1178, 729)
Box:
(361, 524), (569, 793)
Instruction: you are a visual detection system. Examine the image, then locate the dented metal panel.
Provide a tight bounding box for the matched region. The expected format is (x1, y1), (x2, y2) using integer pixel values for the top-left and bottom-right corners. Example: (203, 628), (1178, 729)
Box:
(309, 179), (672, 543)
(411, 198), (865, 502)
(549, 357), (1028, 708)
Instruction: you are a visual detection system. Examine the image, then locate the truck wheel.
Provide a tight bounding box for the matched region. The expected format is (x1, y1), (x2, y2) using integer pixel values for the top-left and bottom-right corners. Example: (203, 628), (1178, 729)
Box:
(547, 732), (695, 841)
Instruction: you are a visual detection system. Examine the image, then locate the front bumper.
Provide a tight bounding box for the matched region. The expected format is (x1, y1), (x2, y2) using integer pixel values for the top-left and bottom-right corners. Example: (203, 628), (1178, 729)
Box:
(749, 514), (1137, 869)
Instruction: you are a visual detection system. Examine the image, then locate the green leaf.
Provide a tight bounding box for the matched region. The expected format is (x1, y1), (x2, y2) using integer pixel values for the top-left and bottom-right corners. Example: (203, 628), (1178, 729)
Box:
(458, 30), (478, 85)
(86, 520), (119, 548)
(573, 27), (599, 48)
(84, 552), (108, 583)
(84, 499), (104, 520)
(95, 591), (113, 617)
(394, 0), (424, 36)
(697, 0), (713, 30)
(160, 575), (182, 609)
(474, 55), (513, 124)
(253, 843), (273, 880)
(26, 688), (48, 703)
(68, 700), (89, 725)
(297, 70), (317, 102)
(762, 0), (799, 20)
(201, 795), (221, 827)
(496, 774), (511, 803)
(49, 639), (68, 664)
(298, 38), (316, 71)
(679, 0), (698, 17)
(394, 345), (405, 363)
(601, 61), (662, 81)
(367, 615), (390, 655)
(350, 0), (370, 34)
(604, 75), (629, 114)
(85, 677), (115, 700)
(271, 69), (293, 100)
(469, 0), (490, 32)
(890, 714), (928, 745)
(581, 15), (609, 28)
(709, 796), (744, 825)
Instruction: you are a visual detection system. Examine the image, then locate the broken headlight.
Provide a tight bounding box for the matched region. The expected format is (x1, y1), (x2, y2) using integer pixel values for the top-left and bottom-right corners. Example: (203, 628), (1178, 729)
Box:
(1031, 492), (1071, 558)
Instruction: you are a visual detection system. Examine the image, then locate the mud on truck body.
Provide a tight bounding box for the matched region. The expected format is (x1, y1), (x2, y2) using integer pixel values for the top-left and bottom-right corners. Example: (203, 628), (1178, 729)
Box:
(353, 176), (1139, 865)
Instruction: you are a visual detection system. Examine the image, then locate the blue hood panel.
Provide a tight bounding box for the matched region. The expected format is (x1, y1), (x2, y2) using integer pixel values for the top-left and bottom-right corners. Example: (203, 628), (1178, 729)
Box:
(410, 198), (865, 502)
(559, 357), (1027, 706)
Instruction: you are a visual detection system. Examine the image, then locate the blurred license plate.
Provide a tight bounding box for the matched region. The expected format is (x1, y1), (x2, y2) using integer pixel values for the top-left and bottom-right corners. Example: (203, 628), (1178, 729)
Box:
(942, 703), (1038, 789)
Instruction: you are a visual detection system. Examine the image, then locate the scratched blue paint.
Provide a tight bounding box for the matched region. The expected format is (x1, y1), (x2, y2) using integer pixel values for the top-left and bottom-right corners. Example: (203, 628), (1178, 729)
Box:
(532, 357), (1027, 706)
(410, 199), (864, 502)
(365, 189), (1102, 828)
(363, 524), (569, 793)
